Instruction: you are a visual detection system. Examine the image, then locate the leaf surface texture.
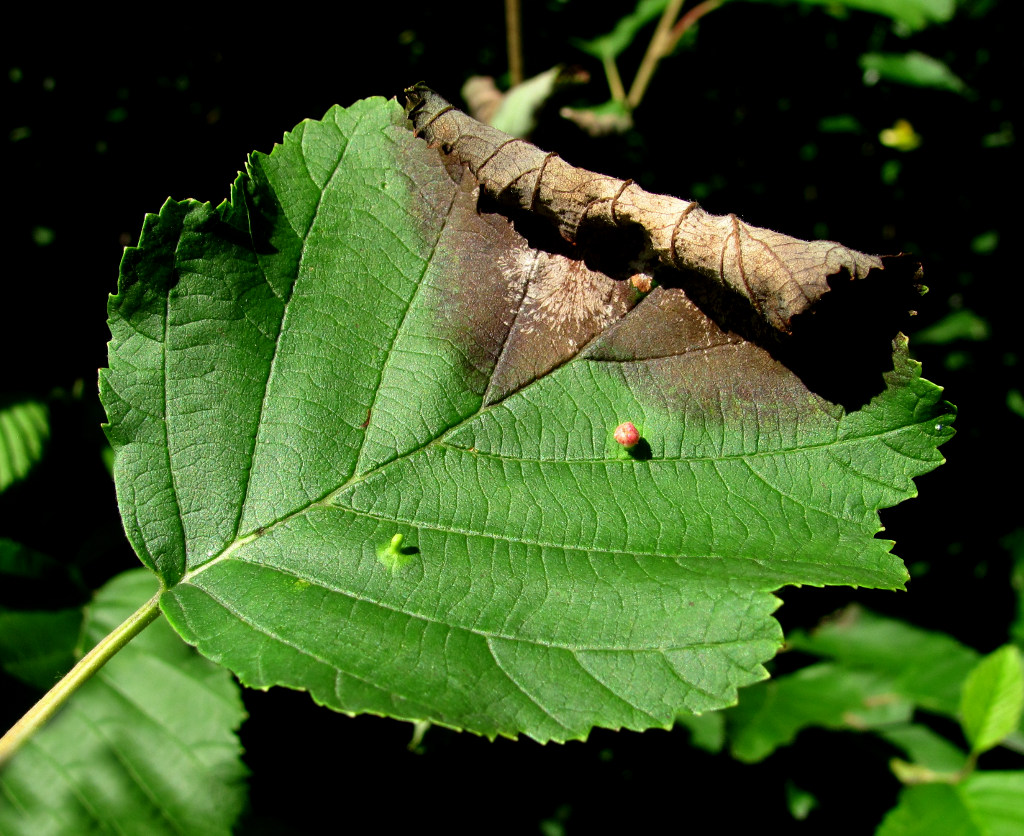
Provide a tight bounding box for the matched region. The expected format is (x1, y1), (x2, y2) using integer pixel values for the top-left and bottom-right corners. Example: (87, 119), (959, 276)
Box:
(101, 97), (952, 742)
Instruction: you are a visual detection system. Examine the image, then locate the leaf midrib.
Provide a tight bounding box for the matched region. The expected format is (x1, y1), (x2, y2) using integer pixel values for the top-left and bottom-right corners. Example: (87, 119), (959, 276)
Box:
(180, 560), (759, 655)
(182, 392), (930, 583)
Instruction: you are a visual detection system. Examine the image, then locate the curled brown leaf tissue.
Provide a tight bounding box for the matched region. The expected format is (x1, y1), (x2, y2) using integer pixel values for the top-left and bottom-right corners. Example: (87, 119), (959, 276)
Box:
(405, 83), (923, 409)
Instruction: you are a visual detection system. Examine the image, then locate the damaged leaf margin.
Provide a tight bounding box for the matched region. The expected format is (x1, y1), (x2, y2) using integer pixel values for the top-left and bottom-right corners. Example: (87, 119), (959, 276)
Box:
(404, 83), (919, 338)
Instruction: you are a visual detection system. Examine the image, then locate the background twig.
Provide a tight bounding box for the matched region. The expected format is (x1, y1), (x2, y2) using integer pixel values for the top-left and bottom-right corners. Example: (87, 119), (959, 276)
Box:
(506, 0), (524, 86)
(628, 0), (723, 110)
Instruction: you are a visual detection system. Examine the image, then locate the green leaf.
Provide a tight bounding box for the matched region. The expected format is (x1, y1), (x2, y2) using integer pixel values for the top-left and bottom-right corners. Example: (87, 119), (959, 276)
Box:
(0, 570), (247, 836)
(878, 773), (1024, 836)
(0, 540), (86, 689)
(913, 310), (991, 345)
(860, 51), (969, 93)
(488, 67), (563, 138)
(101, 97), (952, 743)
(879, 723), (969, 773)
(0, 400), (48, 493)
(726, 662), (912, 762)
(818, 114), (863, 133)
(573, 0), (670, 61)
(560, 99), (634, 136)
(971, 231), (999, 255)
(786, 781), (818, 820)
(961, 645), (1024, 756)
(877, 783), (978, 836)
(675, 710), (725, 753)
(1007, 530), (1024, 646)
(788, 606), (979, 716)
(740, 0), (954, 31)
(0, 538), (65, 582)
(959, 772), (1024, 835)
(0, 607), (81, 691)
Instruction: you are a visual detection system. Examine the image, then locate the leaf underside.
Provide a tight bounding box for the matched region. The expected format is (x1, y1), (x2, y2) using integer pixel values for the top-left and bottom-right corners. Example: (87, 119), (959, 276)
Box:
(100, 96), (953, 742)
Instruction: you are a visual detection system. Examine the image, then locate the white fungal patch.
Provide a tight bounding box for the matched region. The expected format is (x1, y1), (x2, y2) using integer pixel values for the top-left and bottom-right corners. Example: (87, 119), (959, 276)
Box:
(500, 245), (543, 283)
(486, 243), (637, 404)
(520, 252), (619, 331)
(499, 245), (541, 308)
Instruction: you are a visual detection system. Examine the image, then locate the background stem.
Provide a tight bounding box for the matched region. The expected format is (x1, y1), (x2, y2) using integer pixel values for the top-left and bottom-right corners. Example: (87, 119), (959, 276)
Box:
(667, 0), (724, 52)
(628, 0), (685, 110)
(506, 0), (524, 86)
(604, 54), (627, 104)
(627, 0), (724, 111)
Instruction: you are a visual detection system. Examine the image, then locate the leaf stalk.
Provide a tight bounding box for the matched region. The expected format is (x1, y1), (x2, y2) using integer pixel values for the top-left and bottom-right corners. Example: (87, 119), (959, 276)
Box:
(0, 590), (162, 768)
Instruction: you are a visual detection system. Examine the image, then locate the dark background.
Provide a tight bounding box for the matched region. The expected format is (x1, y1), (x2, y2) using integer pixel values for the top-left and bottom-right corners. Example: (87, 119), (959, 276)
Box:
(2, 1), (1018, 831)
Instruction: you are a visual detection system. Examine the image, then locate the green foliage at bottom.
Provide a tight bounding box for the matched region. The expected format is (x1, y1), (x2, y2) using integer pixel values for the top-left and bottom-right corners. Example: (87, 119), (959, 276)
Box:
(0, 571), (247, 836)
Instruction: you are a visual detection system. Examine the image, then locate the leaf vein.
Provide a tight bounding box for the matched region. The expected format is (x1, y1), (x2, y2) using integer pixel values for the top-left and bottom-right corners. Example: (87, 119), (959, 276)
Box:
(484, 637), (576, 734)
(233, 129), (351, 539)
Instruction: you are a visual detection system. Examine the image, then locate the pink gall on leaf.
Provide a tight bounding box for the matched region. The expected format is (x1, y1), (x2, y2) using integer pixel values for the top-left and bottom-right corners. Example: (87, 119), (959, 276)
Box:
(613, 422), (640, 449)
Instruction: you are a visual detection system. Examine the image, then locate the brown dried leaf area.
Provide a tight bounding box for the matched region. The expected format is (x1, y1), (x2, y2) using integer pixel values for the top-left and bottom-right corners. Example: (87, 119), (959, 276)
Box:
(411, 84), (920, 411)
(418, 165), (636, 407)
(486, 247), (637, 404)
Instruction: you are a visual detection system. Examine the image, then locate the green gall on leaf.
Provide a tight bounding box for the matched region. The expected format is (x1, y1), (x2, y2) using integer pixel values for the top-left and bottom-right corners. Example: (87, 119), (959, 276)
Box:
(613, 422), (640, 448)
(376, 532), (415, 573)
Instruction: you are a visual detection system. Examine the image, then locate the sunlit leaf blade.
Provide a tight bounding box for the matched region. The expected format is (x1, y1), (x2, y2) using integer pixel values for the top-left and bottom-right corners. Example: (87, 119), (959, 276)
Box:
(860, 51), (969, 93)
(741, 0), (954, 31)
(788, 606), (979, 715)
(573, 0), (670, 61)
(0, 400), (48, 494)
(487, 67), (564, 138)
(725, 663), (913, 762)
(876, 784), (977, 836)
(101, 97), (952, 742)
(913, 309), (990, 344)
(879, 724), (968, 773)
(675, 710), (725, 753)
(0, 571), (247, 836)
(878, 773), (1024, 836)
(960, 772), (1024, 835)
(961, 645), (1024, 756)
